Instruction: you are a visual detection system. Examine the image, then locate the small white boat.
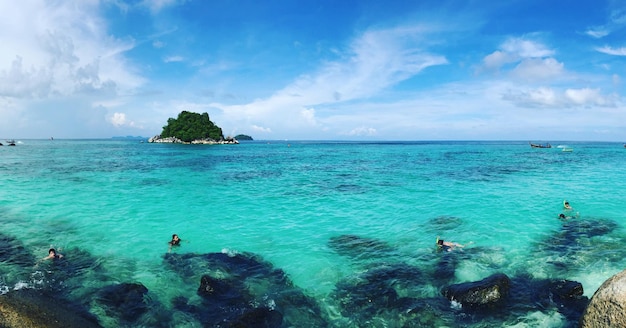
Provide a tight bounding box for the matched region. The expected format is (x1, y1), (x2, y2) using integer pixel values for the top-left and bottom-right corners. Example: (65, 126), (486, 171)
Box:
(562, 147), (573, 152)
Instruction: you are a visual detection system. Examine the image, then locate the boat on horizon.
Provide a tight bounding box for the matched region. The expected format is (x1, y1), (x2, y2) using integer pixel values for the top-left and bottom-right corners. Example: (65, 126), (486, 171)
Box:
(530, 142), (551, 148)
(6, 139), (16, 146)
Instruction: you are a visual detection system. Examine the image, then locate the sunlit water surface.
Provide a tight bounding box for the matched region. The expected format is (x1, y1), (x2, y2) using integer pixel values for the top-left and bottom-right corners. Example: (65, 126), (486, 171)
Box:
(1, 140), (625, 327)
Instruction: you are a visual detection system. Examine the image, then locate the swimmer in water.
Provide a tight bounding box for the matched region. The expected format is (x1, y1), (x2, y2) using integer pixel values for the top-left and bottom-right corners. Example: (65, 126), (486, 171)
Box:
(42, 248), (63, 260)
(563, 200), (572, 210)
(436, 237), (465, 252)
(168, 234), (183, 252)
(169, 234), (181, 246)
(559, 212), (579, 220)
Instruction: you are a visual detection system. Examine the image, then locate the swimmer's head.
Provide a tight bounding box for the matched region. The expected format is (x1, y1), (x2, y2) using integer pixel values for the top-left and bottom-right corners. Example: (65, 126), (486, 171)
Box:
(49, 248), (56, 255)
(437, 239), (444, 246)
(559, 214), (566, 219)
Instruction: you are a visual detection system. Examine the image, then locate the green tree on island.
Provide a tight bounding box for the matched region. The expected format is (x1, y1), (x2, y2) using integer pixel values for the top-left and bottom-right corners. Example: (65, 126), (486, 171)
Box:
(160, 111), (224, 142)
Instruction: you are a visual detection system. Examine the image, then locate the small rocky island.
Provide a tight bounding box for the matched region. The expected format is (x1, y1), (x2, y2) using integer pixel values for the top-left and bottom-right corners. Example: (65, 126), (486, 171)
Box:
(234, 134), (253, 141)
(148, 111), (239, 144)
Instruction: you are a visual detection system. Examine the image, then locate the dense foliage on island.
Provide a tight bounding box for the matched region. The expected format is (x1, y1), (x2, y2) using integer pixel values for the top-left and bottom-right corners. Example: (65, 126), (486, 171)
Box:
(160, 111), (224, 142)
(234, 134), (253, 140)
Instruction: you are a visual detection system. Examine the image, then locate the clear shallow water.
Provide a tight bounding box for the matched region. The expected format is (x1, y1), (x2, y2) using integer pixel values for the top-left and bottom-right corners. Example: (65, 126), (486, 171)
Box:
(1, 139), (625, 327)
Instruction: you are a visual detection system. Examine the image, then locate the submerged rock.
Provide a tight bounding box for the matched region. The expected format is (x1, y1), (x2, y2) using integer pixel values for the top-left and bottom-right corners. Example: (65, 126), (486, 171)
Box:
(425, 215), (463, 231)
(328, 234), (396, 260)
(579, 268), (626, 328)
(198, 275), (249, 305)
(165, 251), (327, 327)
(96, 282), (149, 322)
(331, 263), (427, 324)
(0, 233), (36, 267)
(228, 306), (283, 328)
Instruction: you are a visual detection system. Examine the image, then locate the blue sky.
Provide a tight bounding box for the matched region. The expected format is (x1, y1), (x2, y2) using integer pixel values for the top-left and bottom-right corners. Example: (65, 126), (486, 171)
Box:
(1, 0), (625, 141)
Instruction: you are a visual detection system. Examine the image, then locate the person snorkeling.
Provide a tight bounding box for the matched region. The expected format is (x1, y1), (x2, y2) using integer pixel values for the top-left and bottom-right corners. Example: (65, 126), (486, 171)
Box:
(558, 212), (579, 220)
(436, 237), (465, 252)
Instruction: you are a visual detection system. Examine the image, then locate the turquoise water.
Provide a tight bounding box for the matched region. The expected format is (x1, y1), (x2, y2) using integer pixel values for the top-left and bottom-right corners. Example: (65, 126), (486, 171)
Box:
(1, 139), (625, 327)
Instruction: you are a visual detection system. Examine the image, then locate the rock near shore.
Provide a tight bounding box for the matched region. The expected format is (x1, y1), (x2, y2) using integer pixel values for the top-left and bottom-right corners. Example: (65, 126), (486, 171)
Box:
(0, 289), (101, 328)
(148, 135), (239, 144)
(579, 268), (626, 328)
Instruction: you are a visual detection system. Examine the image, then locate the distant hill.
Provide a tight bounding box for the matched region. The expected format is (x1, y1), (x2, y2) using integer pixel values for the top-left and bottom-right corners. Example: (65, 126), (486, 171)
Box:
(234, 134), (253, 140)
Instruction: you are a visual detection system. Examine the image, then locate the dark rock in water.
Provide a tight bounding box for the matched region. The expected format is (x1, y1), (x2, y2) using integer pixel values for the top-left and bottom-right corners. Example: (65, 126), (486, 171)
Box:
(96, 282), (149, 322)
(549, 219), (617, 251)
(399, 297), (457, 328)
(426, 215), (463, 231)
(361, 262), (425, 291)
(441, 273), (511, 309)
(228, 306), (283, 328)
(328, 234), (395, 260)
(332, 263), (426, 323)
(0, 289), (101, 328)
(172, 275), (273, 327)
(334, 276), (399, 319)
(164, 251), (284, 281)
(0, 233), (36, 267)
(434, 252), (457, 284)
(166, 251), (328, 327)
(549, 279), (584, 300)
(198, 275), (249, 305)
(494, 274), (589, 324)
(547, 279), (588, 321)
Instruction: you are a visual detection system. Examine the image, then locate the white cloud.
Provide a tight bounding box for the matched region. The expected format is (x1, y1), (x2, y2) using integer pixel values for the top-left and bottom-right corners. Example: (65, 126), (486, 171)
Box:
(211, 24), (448, 137)
(164, 55), (184, 63)
(108, 112), (136, 127)
(0, 56), (52, 98)
(482, 51), (515, 70)
(0, 1), (143, 100)
(346, 126), (378, 136)
(511, 58), (565, 81)
(564, 88), (610, 106)
(595, 46), (626, 56)
(301, 108), (318, 126)
(140, 0), (183, 13)
(251, 125), (272, 133)
(481, 37), (556, 74)
(479, 37), (568, 83)
(503, 87), (614, 108)
(585, 28), (610, 38)
(501, 38), (554, 58)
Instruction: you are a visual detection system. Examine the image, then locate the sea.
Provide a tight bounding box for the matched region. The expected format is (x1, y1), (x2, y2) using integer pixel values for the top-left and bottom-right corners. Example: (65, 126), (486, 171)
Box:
(1, 139), (625, 327)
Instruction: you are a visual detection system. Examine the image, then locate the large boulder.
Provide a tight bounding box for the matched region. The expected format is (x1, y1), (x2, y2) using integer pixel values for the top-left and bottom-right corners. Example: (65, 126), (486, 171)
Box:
(579, 269), (626, 328)
(441, 273), (511, 309)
